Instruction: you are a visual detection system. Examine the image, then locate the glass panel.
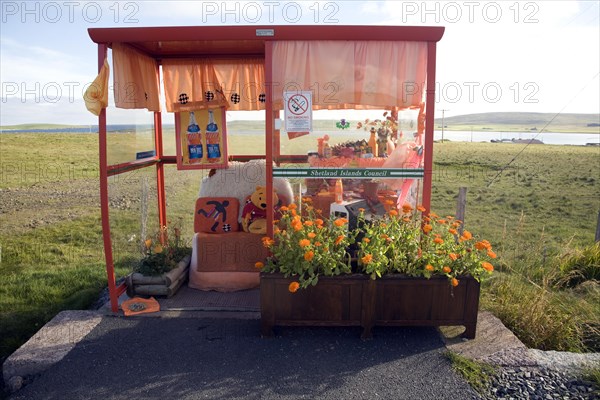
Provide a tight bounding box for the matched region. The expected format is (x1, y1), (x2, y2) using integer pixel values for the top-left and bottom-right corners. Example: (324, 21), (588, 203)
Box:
(163, 164), (204, 242)
(106, 109), (156, 166)
(162, 113), (177, 156)
(107, 166), (159, 279)
(226, 111), (265, 156)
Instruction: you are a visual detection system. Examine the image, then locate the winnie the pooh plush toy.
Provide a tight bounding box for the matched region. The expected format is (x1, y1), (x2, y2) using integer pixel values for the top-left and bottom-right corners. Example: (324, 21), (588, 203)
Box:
(241, 186), (280, 234)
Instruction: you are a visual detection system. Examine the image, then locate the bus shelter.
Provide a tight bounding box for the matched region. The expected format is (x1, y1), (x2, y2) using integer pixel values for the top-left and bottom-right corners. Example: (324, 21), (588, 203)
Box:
(87, 25), (445, 313)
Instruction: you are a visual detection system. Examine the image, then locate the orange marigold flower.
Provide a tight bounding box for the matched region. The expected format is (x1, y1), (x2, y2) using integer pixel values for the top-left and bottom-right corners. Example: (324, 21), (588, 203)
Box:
(333, 218), (346, 227)
(361, 254), (373, 264)
(292, 222), (303, 232)
(280, 206), (289, 212)
(304, 220), (314, 226)
(437, 219), (448, 224)
(446, 216), (455, 220)
(302, 197), (312, 203)
(425, 264), (434, 272)
(423, 224), (433, 233)
(262, 237), (274, 248)
(449, 228), (458, 235)
(389, 209), (399, 217)
(385, 199), (395, 205)
(307, 232), (316, 239)
(402, 203), (413, 214)
(429, 212), (440, 219)
(403, 217), (411, 222)
(475, 241), (486, 250)
(315, 219), (324, 226)
(299, 239), (311, 247)
(449, 253), (458, 261)
(314, 241), (322, 247)
(144, 239), (152, 249)
(417, 205), (426, 212)
(153, 244), (163, 254)
(288, 281), (300, 293)
(289, 203), (298, 210)
(487, 250), (497, 259)
(481, 262), (494, 272)
(442, 266), (452, 274)
(434, 237), (444, 244)
(461, 230), (473, 240)
(290, 209), (297, 216)
(380, 234), (389, 239)
(304, 250), (315, 261)
(335, 235), (345, 245)
(254, 261), (264, 269)
(362, 237), (371, 243)
(451, 278), (459, 287)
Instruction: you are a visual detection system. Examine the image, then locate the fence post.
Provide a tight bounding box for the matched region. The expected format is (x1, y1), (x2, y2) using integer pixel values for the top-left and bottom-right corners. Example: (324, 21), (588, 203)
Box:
(456, 187), (467, 235)
(596, 210), (600, 243)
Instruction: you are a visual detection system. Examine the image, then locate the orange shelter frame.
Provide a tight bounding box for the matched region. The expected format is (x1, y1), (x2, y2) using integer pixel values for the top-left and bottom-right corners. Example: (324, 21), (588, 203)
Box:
(88, 25), (445, 313)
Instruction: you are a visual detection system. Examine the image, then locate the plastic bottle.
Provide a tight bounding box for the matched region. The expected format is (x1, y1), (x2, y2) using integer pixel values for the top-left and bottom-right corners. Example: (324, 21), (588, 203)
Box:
(206, 110), (221, 162)
(368, 128), (378, 156)
(334, 179), (344, 204)
(187, 112), (202, 163)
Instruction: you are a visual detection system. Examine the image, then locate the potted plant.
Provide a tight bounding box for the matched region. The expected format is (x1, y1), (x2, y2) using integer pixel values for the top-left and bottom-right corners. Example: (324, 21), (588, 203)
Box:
(126, 222), (192, 298)
(259, 200), (496, 339)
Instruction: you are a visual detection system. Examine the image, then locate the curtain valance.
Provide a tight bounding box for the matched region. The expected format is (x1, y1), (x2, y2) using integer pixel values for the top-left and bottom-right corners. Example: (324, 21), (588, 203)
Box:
(162, 58), (265, 112)
(272, 41), (427, 110)
(112, 43), (161, 112)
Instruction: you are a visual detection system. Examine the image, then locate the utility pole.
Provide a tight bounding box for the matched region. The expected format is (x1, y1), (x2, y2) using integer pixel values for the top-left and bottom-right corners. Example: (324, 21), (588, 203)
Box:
(439, 109), (449, 142)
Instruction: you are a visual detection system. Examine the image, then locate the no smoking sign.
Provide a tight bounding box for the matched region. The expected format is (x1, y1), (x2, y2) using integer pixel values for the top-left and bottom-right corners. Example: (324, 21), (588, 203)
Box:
(283, 91), (312, 132)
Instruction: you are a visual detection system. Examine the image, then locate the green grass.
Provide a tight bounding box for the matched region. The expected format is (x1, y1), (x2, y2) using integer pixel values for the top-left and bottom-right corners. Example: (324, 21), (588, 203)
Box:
(445, 351), (496, 394)
(436, 112), (600, 133)
(1, 132), (599, 363)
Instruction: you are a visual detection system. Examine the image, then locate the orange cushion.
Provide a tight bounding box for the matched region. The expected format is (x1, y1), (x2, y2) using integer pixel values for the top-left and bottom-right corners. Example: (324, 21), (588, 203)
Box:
(194, 197), (240, 233)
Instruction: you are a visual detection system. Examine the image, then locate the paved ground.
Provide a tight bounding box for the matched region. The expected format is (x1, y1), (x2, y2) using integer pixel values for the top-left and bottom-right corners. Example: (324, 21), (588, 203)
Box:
(7, 314), (478, 400)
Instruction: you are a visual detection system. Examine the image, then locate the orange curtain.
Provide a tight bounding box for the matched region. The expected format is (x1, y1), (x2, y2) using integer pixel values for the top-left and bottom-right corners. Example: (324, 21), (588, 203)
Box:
(272, 41), (427, 110)
(162, 58), (265, 112)
(112, 43), (161, 112)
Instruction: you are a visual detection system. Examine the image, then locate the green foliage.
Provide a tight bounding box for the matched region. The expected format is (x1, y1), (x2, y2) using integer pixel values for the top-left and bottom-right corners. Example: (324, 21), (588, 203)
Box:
(263, 203), (354, 289)
(554, 242), (600, 288)
(135, 222), (191, 276)
(445, 351), (496, 394)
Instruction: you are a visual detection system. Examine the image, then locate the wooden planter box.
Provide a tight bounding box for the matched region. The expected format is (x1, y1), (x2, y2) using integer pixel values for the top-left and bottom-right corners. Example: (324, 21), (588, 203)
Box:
(260, 272), (480, 339)
(126, 255), (191, 298)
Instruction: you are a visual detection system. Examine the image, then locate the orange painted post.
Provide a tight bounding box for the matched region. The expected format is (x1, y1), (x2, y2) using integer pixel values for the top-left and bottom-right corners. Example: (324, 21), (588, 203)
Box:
(422, 41), (438, 215)
(265, 41), (274, 239)
(97, 43), (119, 313)
(155, 111), (167, 228)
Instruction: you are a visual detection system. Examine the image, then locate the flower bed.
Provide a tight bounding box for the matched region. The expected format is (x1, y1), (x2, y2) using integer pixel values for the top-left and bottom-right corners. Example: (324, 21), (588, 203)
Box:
(259, 200), (495, 338)
(260, 273), (480, 339)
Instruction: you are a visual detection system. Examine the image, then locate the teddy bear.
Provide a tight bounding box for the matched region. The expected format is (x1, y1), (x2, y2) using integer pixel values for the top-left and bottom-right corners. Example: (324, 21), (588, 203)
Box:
(241, 186), (280, 234)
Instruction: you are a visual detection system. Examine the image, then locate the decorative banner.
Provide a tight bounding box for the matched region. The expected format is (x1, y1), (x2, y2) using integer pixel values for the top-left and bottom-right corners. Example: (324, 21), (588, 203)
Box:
(175, 107), (228, 170)
(283, 91), (312, 133)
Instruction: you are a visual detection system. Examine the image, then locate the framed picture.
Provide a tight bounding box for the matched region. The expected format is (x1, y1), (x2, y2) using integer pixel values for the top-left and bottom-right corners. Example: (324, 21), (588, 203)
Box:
(175, 107), (228, 170)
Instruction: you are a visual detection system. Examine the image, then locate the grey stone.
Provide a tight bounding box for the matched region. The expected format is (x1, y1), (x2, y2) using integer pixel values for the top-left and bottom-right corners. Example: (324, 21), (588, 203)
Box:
(7, 375), (23, 392)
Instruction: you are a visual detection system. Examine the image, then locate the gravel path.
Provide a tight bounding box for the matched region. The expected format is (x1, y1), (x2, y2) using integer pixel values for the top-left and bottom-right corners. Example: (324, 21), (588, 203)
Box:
(475, 347), (599, 399)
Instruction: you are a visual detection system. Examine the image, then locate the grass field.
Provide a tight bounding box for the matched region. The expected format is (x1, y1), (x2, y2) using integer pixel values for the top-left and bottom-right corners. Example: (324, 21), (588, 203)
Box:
(0, 131), (599, 364)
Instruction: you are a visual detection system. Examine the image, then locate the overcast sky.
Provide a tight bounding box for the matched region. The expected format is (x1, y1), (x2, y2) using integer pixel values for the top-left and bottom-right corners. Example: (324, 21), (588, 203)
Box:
(1, 0), (598, 125)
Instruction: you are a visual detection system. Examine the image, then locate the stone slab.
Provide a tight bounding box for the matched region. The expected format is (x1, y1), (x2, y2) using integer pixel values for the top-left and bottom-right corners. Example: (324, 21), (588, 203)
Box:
(2, 310), (102, 390)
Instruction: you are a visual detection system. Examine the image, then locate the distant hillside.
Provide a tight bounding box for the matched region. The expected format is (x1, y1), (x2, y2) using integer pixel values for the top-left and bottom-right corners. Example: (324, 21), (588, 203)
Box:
(434, 112), (600, 133)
